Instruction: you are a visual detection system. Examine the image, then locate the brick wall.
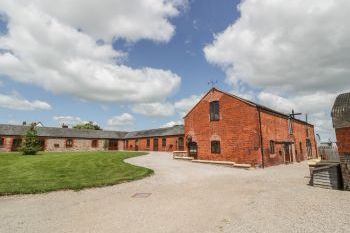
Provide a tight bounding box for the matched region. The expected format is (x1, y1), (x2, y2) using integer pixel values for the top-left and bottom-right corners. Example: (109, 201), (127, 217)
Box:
(124, 135), (184, 152)
(335, 127), (350, 154)
(184, 90), (262, 166)
(0, 136), (13, 152)
(0, 136), (109, 152)
(45, 138), (106, 152)
(260, 110), (317, 167)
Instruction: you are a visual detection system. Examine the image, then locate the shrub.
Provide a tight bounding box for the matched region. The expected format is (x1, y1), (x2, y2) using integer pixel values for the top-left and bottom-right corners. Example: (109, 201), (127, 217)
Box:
(20, 123), (41, 155)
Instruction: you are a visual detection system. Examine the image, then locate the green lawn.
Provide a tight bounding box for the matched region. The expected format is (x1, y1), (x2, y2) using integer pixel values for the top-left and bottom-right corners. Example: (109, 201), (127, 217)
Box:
(0, 151), (153, 195)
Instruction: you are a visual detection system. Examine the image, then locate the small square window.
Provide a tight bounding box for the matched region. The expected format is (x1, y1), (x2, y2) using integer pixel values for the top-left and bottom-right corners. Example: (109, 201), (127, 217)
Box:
(54, 143), (60, 148)
(211, 141), (221, 154)
(66, 139), (73, 148)
(91, 139), (98, 148)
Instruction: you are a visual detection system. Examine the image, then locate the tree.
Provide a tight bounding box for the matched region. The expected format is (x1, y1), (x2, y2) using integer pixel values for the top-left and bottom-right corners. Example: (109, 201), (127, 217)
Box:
(73, 121), (101, 130)
(20, 123), (40, 155)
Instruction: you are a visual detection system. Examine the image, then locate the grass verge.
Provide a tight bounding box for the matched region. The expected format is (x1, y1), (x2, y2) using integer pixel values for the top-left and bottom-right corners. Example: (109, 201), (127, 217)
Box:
(0, 151), (153, 195)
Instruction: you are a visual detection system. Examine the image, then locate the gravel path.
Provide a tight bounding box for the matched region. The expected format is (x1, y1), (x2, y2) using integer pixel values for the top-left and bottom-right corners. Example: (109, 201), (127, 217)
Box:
(0, 152), (349, 233)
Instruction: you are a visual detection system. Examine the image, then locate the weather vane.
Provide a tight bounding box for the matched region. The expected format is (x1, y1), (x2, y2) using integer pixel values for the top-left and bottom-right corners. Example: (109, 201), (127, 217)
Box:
(208, 80), (218, 88)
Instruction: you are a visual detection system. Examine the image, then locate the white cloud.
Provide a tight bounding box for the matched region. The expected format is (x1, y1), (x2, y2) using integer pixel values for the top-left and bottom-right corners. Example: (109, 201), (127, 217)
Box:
(53, 116), (87, 126)
(0, 92), (51, 110)
(107, 113), (134, 129)
(0, 1), (184, 104)
(131, 102), (175, 117)
(204, 0), (350, 140)
(258, 92), (296, 114)
(162, 119), (183, 127)
(174, 94), (202, 116)
(204, 0), (350, 94)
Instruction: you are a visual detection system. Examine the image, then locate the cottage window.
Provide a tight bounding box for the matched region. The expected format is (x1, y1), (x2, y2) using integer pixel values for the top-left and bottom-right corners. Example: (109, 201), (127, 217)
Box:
(211, 141), (221, 154)
(91, 139), (98, 148)
(162, 137), (166, 147)
(66, 139), (73, 148)
(0, 137), (4, 147)
(54, 143), (60, 148)
(146, 138), (150, 148)
(210, 101), (220, 121)
(269, 140), (275, 154)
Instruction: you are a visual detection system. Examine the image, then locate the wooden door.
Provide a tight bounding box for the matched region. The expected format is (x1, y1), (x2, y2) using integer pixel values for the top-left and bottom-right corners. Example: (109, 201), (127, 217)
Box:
(153, 138), (158, 151)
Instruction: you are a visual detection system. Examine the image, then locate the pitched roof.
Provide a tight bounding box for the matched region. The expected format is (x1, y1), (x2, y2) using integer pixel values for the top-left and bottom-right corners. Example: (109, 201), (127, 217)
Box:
(184, 88), (313, 126)
(0, 124), (128, 139)
(0, 124), (184, 139)
(123, 125), (184, 139)
(331, 92), (350, 128)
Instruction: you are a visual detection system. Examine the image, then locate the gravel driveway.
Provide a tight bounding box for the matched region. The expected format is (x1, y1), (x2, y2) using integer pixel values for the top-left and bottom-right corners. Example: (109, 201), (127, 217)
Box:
(1, 152), (349, 233)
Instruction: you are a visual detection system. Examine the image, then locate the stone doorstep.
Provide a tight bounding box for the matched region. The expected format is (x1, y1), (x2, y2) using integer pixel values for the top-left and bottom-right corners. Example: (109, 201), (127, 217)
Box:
(233, 163), (252, 169)
(191, 159), (252, 169)
(191, 159), (235, 166)
(173, 156), (194, 160)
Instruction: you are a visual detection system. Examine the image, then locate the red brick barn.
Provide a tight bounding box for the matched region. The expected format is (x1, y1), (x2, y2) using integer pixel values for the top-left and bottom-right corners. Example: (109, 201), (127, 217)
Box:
(184, 88), (317, 167)
(332, 92), (350, 190)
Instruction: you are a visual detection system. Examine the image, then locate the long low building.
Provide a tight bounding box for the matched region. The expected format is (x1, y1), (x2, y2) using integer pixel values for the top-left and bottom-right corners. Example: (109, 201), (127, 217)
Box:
(0, 124), (185, 152)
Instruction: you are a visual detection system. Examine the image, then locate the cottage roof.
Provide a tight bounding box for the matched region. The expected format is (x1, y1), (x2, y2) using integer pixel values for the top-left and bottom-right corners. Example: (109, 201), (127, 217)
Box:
(0, 124), (184, 139)
(123, 125), (184, 139)
(331, 92), (350, 128)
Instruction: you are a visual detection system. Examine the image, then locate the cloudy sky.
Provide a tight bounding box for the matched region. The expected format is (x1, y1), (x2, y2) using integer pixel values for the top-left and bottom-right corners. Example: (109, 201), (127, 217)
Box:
(0, 0), (348, 141)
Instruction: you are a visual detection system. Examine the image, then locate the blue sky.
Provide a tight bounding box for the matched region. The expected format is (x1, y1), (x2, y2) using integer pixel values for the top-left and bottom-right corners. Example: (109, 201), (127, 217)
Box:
(0, 0), (240, 130)
(0, 0), (349, 141)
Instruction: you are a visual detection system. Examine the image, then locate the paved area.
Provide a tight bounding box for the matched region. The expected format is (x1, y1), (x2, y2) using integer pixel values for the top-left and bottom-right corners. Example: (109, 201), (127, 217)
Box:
(1, 152), (350, 233)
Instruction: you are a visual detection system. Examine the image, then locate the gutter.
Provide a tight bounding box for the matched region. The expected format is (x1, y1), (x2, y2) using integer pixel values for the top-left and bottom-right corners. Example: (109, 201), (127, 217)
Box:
(257, 107), (265, 168)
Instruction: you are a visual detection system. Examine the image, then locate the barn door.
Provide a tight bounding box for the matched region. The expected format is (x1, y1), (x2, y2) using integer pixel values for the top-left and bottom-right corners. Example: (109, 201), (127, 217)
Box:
(306, 139), (312, 159)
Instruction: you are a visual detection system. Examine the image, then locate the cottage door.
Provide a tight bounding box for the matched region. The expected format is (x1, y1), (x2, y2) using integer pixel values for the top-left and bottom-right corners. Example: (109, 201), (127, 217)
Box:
(284, 143), (292, 163)
(153, 138), (158, 151)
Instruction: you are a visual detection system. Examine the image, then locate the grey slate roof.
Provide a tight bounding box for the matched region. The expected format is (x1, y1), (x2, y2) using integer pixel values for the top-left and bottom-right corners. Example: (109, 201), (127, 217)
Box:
(0, 124), (128, 139)
(0, 124), (184, 139)
(332, 92), (350, 128)
(124, 125), (184, 139)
